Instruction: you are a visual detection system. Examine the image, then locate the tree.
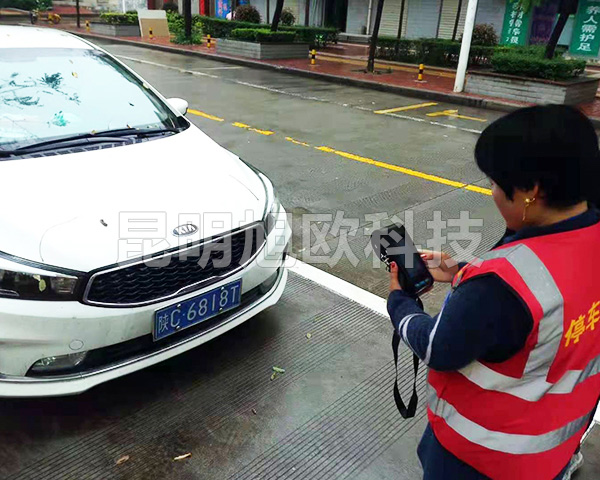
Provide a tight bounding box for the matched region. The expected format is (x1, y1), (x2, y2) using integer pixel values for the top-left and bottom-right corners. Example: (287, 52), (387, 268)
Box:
(395, 0), (406, 52)
(271, 0), (285, 31)
(367, 0), (385, 72)
(452, 0), (464, 40)
(520, 0), (579, 58)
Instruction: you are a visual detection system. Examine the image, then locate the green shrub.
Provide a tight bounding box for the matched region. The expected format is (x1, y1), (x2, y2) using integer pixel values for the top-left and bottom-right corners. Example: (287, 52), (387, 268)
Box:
(491, 51), (586, 80)
(279, 25), (338, 47)
(469, 23), (498, 46)
(230, 28), (296, 43)
(376, 37), (498, 67)
(162, 1), (178, 12)
(280, 7), (295, 26)
(234, 4), (261, 23)
(100, 12), (138, 25)
(196, 16), (337, 47)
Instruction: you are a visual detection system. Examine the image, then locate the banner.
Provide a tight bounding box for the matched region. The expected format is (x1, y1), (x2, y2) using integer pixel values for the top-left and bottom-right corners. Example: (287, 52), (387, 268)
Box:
(501, 0), (532, 46)
(570, 0), (600, 56)
(530, 0), (559, 44)
(216, 0), (230, 18)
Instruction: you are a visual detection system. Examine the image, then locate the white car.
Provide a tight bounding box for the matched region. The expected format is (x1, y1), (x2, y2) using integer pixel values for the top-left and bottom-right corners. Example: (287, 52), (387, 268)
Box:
(0, 26), (290, 396)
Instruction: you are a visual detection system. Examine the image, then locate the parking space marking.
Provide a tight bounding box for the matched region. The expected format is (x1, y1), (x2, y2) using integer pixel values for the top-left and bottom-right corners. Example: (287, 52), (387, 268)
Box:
(118, 55), (486, 135)
(285, 137), (311, 147)
(232, 122), (275, 136)
(427, 109), (488, 122)
(187, 109), (224, 122)
(315, 146), (492, 196)
(286, 257), (388, 315)
(374, 102), (438, 114)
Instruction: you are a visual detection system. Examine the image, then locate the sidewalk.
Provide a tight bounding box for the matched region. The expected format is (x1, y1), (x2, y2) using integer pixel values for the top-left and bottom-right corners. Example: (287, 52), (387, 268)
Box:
(38, 24), (600, 121)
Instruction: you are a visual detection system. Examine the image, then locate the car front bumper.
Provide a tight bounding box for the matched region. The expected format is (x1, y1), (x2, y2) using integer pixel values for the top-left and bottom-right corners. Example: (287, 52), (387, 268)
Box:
(0, 213), (290, 397)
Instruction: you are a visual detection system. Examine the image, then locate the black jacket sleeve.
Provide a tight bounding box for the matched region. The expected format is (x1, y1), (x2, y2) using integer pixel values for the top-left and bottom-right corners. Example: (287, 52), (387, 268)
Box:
(387, 275), (533, 371)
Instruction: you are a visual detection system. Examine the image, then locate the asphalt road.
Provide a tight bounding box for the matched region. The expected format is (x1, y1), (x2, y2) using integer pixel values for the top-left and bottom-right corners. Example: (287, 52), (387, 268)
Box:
(97, 39), (507, 312)
(2, 39), (598, 480)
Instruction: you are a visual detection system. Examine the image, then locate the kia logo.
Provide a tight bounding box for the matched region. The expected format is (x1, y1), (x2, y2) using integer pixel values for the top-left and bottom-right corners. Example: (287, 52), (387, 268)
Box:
(172, 223), (198, 237)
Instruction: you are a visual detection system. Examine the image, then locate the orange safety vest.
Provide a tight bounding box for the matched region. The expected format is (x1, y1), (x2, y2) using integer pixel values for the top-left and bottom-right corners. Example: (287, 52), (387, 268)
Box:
(428, 221), (600, 480)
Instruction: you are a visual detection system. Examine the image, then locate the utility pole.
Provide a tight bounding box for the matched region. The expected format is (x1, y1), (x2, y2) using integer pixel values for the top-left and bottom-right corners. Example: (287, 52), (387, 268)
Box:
(367, 0), (385, 73)
(305, 0), (310, 26)
(184, 0), (192, 39)
(453, 0), (478, 92)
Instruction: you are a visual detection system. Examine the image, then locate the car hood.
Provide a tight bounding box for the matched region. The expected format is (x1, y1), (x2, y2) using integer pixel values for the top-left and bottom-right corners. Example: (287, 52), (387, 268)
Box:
(0, 125), (266, 272)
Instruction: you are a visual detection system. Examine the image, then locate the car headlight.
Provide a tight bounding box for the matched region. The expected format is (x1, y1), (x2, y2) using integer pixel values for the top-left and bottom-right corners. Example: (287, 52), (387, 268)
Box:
(0, 256), (79, 300)
(265, 195), (282, 236)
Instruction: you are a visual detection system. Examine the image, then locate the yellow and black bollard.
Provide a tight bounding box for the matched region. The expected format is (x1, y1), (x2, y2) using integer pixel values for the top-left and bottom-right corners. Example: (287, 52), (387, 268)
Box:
(310, 49), (316, 65)
(207, 34), (211, 49)
(149, 27), (154, 40)
(417, 63), (425, 82)
(85, 20), (90, 32)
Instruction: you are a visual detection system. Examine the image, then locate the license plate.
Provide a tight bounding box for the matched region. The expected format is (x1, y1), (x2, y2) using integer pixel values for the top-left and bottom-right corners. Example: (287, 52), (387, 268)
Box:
(154, 280), (242, 341)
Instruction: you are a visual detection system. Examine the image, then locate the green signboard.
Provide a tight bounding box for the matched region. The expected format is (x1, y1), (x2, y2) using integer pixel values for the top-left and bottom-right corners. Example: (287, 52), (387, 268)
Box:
(501, 0), (531, 45)
(570, 0), (600, 56)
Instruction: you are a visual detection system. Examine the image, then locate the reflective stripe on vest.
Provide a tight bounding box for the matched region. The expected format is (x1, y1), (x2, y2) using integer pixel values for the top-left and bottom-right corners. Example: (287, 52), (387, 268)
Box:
(455, 244), (569, 402)
(428, 387), (594, 454)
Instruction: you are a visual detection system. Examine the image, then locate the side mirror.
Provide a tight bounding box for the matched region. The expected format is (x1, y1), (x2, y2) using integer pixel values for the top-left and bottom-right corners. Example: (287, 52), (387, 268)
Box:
(167, 97), (189, 116)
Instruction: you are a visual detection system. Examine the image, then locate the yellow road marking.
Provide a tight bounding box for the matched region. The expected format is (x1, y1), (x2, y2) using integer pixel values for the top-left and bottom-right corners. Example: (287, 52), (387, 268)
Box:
(315, 146), (492, 196)
(286, 137), (311, 147)
(427, 109), (487, 122)
(374, 102), (438, 114)
(249, 128), (275, 136)
(187, 109), (224, 122)
(188, 107), (490, 196)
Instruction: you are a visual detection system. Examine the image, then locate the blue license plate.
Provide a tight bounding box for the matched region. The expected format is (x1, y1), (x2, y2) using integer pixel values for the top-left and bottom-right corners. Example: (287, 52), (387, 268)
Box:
(154, 280), (242, 341)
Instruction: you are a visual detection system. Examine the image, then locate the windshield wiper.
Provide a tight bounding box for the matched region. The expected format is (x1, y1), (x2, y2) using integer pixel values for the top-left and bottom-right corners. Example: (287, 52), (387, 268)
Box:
(0, 127), (180, 158)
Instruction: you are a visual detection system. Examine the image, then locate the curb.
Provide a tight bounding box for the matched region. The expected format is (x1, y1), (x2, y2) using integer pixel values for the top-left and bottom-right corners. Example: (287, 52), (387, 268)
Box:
(68, 30), (600, 125)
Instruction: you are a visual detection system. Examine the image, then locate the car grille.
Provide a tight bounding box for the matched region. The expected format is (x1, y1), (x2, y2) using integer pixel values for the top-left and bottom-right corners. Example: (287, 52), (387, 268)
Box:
(84, 223), (265, 306)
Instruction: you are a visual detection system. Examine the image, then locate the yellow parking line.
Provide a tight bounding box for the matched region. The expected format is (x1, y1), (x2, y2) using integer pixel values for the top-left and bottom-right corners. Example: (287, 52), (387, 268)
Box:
(427, 109), (487, 122)
(286, 137), (311, 147)
(249, 128), (275, 136)
(374, 102), (438, 114)
(315, 146), (492, 196)
(232, 122), (251, 129)
(187, 109), (224, 122)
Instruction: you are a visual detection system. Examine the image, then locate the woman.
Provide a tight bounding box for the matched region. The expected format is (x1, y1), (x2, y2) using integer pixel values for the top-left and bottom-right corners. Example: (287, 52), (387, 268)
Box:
(387, 105), (600, 480)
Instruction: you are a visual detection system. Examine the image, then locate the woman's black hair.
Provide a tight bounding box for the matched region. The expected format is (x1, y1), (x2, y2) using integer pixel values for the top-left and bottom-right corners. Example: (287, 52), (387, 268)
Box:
(475, 105), (600, 208)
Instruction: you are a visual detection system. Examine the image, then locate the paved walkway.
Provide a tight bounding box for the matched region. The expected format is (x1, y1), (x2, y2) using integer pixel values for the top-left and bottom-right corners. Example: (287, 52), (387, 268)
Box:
(37, 24), (600, 121)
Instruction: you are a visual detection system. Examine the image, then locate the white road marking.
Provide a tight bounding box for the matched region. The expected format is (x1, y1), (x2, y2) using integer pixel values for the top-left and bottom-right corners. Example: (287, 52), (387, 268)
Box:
(115, 54), (485, 135)
(285, 256), (388, 317)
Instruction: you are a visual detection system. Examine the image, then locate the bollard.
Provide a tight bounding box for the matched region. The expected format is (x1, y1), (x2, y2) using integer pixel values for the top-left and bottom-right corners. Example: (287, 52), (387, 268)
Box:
(85, 19), (90, 32)
(418, 63), (424, 82)
(149, 27), (154, 39)
(310, 49), (316, 65)
(207, 34), (211, 49)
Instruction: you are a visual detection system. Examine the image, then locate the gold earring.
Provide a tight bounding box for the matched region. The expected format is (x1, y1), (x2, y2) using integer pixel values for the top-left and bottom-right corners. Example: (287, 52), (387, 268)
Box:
(522, 197), (536, 222)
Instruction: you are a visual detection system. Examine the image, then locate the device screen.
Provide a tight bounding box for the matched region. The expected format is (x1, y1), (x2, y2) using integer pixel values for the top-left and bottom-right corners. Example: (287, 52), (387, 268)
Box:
(371, 224), (434, 296)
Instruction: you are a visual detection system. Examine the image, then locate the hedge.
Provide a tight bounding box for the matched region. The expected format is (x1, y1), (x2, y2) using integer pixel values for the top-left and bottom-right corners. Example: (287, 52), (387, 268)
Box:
(197, 16), (337, 47)
(491, 52), (586, 80)
(376, 37), (500, 67)
(99, 12), (138, 25)
(230, 28), (296, 43)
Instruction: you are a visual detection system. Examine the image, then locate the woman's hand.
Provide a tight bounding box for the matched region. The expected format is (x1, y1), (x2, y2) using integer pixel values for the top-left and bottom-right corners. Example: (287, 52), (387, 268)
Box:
(419, 250), (460, 283)
(389, 262), (402, 292)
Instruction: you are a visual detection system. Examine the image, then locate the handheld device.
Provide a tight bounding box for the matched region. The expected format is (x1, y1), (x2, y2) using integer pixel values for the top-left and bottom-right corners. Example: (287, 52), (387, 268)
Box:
(370, 223), (434, 296)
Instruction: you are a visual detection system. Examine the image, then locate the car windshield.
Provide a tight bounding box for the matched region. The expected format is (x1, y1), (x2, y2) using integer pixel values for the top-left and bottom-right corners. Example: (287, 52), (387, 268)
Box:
(0, 47), (184, 151)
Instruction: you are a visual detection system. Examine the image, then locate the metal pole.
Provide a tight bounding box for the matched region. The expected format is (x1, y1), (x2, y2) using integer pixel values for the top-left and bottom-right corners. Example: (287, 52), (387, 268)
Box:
(366, 0), (373, 35)
(453, 0), (478, 92)
(452, 0), (463, 40)
(305, 0), (310, 26)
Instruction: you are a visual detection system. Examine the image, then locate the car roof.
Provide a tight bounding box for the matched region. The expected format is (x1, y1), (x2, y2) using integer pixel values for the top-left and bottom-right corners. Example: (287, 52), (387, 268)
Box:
(0, 25), (94, 50)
